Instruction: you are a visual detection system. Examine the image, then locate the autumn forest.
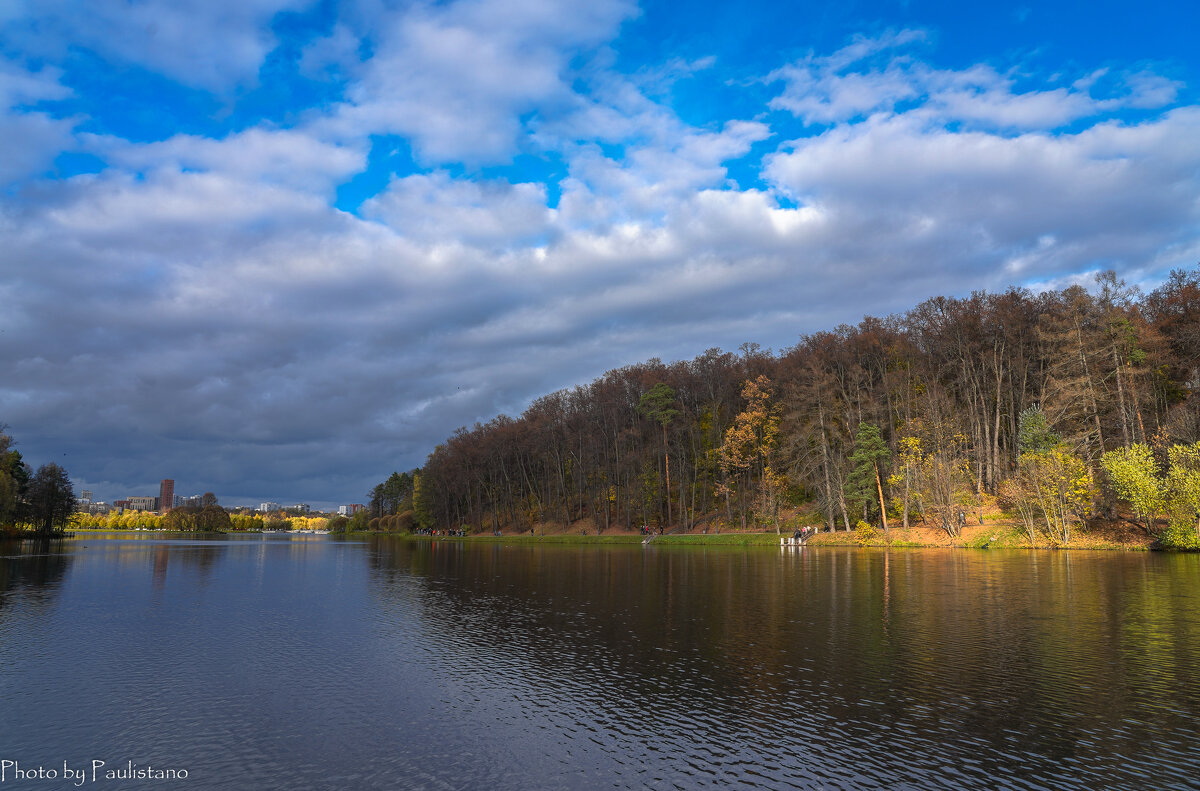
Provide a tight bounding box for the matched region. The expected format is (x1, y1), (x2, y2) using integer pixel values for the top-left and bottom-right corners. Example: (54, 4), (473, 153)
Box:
(385, 268), (1200, 549)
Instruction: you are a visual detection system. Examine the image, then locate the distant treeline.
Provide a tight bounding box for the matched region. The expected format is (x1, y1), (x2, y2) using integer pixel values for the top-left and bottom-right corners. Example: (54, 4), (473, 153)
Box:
(385, 269), (1200, 547)
(73, 510), (339, 532)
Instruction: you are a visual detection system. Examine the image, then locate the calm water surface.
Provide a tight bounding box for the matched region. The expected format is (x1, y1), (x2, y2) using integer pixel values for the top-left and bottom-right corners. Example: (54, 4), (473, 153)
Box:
(1, 534), (1198, 790)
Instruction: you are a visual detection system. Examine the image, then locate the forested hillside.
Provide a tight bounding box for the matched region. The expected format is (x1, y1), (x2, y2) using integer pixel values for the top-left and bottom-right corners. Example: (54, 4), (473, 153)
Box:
(395, 269), (1200, 543)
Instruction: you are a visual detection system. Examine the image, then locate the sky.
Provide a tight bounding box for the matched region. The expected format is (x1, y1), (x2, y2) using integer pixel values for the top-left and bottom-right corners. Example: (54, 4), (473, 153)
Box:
(2, 0), (1199, 510)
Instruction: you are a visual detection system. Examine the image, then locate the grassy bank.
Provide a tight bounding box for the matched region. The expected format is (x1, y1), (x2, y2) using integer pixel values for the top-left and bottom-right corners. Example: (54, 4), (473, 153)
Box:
(350, 518), (1161, 550)
(464, 532), (786, 546)
(351, 531), (789, 546)
(806, 521), (1156, 551)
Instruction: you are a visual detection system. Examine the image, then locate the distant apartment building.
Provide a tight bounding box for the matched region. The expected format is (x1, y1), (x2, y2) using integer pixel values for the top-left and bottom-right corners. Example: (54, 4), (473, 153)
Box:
(182, 495), (204, 508)
(337, 504), (364, 516)
(292, 504), (310, 513)
(127, 496), (157, 511)
(258, 502), (280, 512)
(80, 490), (93, 502)
(159, 479), (174, 512)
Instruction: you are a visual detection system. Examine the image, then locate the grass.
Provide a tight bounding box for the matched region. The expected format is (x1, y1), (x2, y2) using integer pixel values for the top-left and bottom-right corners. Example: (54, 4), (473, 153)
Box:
(435, 533), (645, 545)
(355, 531), (792, 546)
(644, 533), (788, 546)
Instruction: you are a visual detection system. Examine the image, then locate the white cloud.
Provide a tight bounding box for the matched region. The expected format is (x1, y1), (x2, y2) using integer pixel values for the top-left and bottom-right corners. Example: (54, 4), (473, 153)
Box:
(1120, 70), (1182, 108)
(2, 0), (307, 92)
(0, 59), (75, 184)
(0, 112), (75, 184)
(324, 0), (638, 164)
(362, 171), (552, 247)
(552, 119), (770, 230)
(90, 128), (367, 194)
(764, 107), (1200, 284)
(769, 30), (1180, 130)
(0, 59), (71, 106)
(768, 29), (926, 122)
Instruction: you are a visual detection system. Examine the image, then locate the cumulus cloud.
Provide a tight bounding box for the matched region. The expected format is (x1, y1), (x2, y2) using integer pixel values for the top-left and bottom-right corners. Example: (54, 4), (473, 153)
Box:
(768, 30), (1180, 129)
(90, 128), (367, 194)
(763, 108), (1200, 280)
(0, 59), (75, 184)
(553, 118), (770, 229)
(323, 0), (639, 164)
(362, 172), (552, 248)
(1, 0), (306, 92)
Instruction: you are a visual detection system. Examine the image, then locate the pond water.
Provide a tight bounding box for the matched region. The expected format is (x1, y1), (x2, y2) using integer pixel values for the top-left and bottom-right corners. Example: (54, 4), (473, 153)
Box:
(1, 534), (1198, 790)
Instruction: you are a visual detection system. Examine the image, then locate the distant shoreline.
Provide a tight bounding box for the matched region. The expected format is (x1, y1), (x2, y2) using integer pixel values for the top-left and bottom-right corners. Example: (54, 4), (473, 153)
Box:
(44, 522), (1174, 551)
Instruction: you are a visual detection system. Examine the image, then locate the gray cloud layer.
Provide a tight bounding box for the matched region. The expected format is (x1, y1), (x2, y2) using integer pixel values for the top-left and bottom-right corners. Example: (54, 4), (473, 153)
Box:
(1, 2), (1198, 507)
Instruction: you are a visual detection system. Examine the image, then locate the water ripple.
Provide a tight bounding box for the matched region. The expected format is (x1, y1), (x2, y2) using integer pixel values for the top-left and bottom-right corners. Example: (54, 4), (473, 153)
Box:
(2, 540), (1199, 790)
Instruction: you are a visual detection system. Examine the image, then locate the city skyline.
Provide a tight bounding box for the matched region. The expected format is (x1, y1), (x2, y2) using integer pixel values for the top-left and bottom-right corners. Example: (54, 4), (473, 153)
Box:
(68, 473), (336, 513)
(2, 0), (1199, 505)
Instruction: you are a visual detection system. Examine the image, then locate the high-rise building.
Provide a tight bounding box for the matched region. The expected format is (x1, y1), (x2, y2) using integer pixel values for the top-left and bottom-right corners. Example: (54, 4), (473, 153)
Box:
(159, 479), (175, 513)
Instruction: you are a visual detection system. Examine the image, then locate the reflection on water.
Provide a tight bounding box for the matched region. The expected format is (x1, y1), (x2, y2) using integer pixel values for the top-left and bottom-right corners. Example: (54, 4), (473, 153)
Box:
(0, 538), (73, 621)
(0, 535), (1197, 790)
(367, 541), (1200, 790)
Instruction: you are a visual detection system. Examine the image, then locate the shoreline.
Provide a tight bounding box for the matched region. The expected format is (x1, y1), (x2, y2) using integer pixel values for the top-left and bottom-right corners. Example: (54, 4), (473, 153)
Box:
(356, 521), (1163, 551)
(34, 521), (1173, 551)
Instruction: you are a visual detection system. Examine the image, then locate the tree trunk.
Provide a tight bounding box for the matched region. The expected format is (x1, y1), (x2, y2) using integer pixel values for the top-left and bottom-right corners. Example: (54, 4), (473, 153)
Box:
(819, 405), (836, 531)
(662, 425), (672, 528)
(1076, 319), (1106, 459)
(1113, 343), (1131, 448)
(838, 491), (852, 531)
(874, 461), (889, 532)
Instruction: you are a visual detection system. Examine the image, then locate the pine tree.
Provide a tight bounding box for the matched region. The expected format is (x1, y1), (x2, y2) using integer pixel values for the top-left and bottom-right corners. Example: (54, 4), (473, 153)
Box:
(637, 383), (679, 526)
(847, 422), (891, 530)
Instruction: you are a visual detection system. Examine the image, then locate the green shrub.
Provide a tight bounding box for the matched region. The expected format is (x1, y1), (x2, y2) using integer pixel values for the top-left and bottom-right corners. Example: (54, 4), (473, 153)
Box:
(1160, 523), (1200, 551)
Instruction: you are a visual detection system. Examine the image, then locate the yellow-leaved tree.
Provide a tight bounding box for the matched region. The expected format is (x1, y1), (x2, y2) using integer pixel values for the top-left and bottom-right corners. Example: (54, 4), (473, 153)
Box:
(1013, 448), (1095, 544)
(999, 406), (1095, 545)
(1101, 443), (1165, 535)
(1165, 442), (1200, 546)
(891, 422), (973, 537)
(887, 435), (924, 529)
(1101, 440), (1200, 549)
(718, 375), (783, 531)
